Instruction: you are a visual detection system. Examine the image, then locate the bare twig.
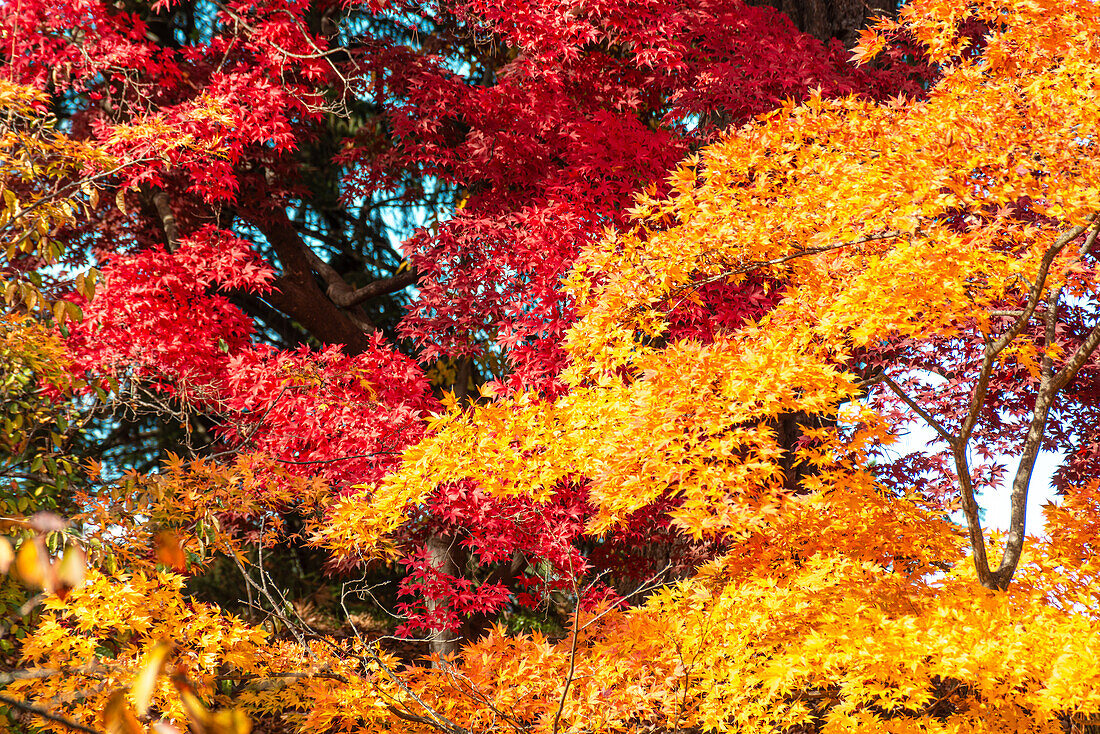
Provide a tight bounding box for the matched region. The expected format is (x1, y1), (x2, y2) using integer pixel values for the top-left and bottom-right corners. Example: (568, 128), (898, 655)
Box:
(0, 664), (102, 686)
(225, 539), (466, 734)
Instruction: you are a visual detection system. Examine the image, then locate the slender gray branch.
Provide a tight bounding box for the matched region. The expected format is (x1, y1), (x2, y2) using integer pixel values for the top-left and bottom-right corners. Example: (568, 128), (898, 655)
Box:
(881, 376), (955, 445)
(991, 290), (1062, 588)
(551, 571), (582, 734)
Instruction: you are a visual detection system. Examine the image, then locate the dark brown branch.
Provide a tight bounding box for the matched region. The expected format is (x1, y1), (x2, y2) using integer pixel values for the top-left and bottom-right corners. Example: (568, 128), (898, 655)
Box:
(245, 208), (376, 353)
(881, 376), (954, 445)
(386, 704), (456, 732)
(335, 269), (420, 308)
(958, 219), (1094, 445)
(0, 692), (100, 734)
(298, 241), (419, 309)
(662, 229), (903, 314)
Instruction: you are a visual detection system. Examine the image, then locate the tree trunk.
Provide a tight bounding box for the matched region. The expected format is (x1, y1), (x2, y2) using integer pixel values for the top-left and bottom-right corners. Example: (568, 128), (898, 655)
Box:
(424, 534), (463, 661)
(750, 0), (898, 47)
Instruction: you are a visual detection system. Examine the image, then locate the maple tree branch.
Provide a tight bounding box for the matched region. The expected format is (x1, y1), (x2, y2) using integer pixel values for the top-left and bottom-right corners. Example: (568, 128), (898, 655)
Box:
(0, 159), (143, 239)
(0, 664), (102, 685)
(992, 309), (1100, 589)
(952, 410), (994, 587)
(370, 654), (468, 734)
(227, 536), (468, 734)
(337, 269), (421, 308)
(245, 207), (377, 352)
(958, 218), (1100, 589)
(959, 220), (1092, 445)
(0, 692), (100, 734)
(881, 374), (993, 586)
(551, 570), (582, 734)
(151, 189), (180, 253)
(880, 375), (954, 445)
(662, 229), (903, 313)
(210, 385), (299, 459)
(578, 563), (673, 632)
(212, 1), (358, 116)
(386, 704), (455, 730)
(1079, 216), (1100, 256)
(224, 538), (313, 653)
(434, 663), (530, 734)
(1052, 321), (1100, 392)
(990, 289), (1063, 589)
(298, 242), (419, 308)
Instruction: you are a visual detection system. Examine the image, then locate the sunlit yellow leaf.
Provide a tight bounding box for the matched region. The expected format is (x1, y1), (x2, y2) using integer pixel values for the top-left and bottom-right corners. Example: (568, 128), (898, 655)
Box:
(0, 536), (12, 574)
(13, 538), (49, 589)
(54, 544), (86, 599)
(102, 689), (145, 734)
(131, 641), (172, 715)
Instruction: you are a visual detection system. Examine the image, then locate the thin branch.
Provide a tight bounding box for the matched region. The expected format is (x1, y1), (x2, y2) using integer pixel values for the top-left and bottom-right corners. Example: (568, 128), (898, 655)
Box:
(578, 563), (673, 632)
(0, 159), (147, 238)
(271, 451), (398, 465)
(436, 665), (530, 734)
(1080, 217), (1100, 256)
(1052, 321), (1100, 392)
(661, 230), (903, 314)
(226, 538), (466, 734)
(551, 570), (582, 734)
(223, 538), (312, 653)
(0, 692), (100, 734)
(880, 376), (955, 445)
(960, 217), (1098, 445)
(0, 665), (100, 685)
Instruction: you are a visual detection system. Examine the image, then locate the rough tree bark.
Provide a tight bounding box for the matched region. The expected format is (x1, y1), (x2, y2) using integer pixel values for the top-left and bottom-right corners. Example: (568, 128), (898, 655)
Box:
(750, 0), (898, 46)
